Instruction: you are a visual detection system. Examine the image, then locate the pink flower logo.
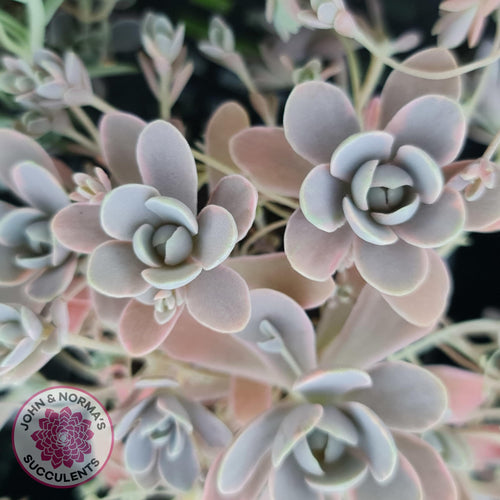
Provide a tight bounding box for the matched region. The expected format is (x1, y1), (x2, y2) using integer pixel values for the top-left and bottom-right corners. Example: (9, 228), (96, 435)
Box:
(31, 407), (94, 469)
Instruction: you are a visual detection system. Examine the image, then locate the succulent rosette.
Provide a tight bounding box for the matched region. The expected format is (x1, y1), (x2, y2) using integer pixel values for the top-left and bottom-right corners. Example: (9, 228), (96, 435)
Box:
(53, 112), (257, 355)
(447, 158), (500, 232)
(283, 80), (466, 296)
(202, 288), (454, 499)
(115, 386), (231, 491)
(0, 130), (78, 302)
(0, 300), (68, 386)
(423, 365), (500, 497)
(0, 49), (93, 110)
(141, 12), (185, 73)
(230, 48), (465, 327)
(433, 0), (500, 49)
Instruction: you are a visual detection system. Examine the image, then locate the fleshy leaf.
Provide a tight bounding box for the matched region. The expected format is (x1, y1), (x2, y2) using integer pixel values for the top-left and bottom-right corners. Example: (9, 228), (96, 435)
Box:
(208, 175), (257, 241)
(205, 101), (250, 188)
(52, 203), (109, 253)
(192, 205), (237, 270)
(118, 299), (181, 356)
(136, 120), (197, 213)
(217, 404), (294, 494)
(427, 365), (485, 423)
(285, 209), (353, 281)
(226, 253), (335, 309)
(379, 48), (461, 127)
(230, 126), (313, 198)
(99, 112), (145, 184)
(395, 432), (458, 500)
(237, 289), (317, 375)
(88, 241), (149, 297)
(350, 362), (448, 432)
(320, 286), (430, 369)
(185, 265), (250, 333)
(353, 239), (429, 296)
(294, 369), (372, 400)
(283, 81), (360, 165)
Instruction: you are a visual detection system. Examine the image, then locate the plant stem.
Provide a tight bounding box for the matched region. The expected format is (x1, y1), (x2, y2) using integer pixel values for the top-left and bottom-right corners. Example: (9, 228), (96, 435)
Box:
(358, 52), (385, 112)
(66, 335), (126, 356)
(192, 149), (236, 176)
(355, 29), (500, 79)
(192, 150), (299, 209)
(340, 37), (361, 111)
(483, 127), (500, 160)
(159, 71), (171, 120)
(62, 127), (99, 154)
(390, 319), (500, 361)
(70, 106), (100, 144)
(263, 201), (292, 219)
(91, 95), (118, 114)
(241, 219), (287, 255)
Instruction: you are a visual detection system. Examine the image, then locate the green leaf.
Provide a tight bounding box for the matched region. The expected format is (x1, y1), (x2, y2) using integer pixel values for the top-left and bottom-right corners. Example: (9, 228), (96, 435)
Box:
(0, 22), (27, 58)
(87, 63), (139, 78)
(190, 0), (233, 13)
(13, 0), (45, 55)
(43, 0), (64, 25)
(0, 10), (27, 40)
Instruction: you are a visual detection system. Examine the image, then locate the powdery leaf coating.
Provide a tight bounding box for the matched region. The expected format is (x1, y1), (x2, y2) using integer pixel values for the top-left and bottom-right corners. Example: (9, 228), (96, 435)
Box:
(205, 101), (250, 187)
(118, 299), (182, 356)
(192, 205), (238, 270)
(379, 48), (461, 127)
(433, 0), (500, 49)
(394, 432), (458, 500)
(216, 359), (447, 498)
(237, 289), (317, 378)
(285, 210), (354, 281)
(88, 240), (149, 297)
(349, 362), (448, 432)
(136, 120), (198, 213)
(320, 286), (430, 369)
(162, 309), (278, 385)
(119, 392), (231, 491)
(448, 159), (500, 233)
(0, 132), (77, 301)
(52, 203), (109, 253)
(208, 175), (258, 241)
(280, 66), (466, 305)
(226, 253), (335, 309)
(99, 112), (145, 185)
(427, 365), (486, 423)
(353, 238), (429, 296)
(380, 249), (451, 327)
(0, 49), (93, 110)
(229, 378), (272, 426)
(354, 453), (423, 500)
(0, 301), (68, 386)
(85, 117), (256, 342)
(185, 265), (251, 333)
(283, 81), (360, 165)
(230, 126), (312, 198)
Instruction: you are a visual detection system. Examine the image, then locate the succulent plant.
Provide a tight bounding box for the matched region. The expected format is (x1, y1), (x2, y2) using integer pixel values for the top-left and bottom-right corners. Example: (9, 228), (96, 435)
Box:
(116, 388), (231, 490)
(0, 130), (77, 302)
(0, 300), (67, 386)
(0, 50), (93, 110)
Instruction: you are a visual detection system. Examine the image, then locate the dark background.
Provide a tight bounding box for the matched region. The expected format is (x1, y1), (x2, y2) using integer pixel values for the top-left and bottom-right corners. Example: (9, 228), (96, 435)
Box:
(0, 0), (499, 498)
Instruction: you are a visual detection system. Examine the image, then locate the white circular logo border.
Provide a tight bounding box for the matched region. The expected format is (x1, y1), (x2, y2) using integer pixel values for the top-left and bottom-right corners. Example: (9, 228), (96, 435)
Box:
(12, 385), (114, 489)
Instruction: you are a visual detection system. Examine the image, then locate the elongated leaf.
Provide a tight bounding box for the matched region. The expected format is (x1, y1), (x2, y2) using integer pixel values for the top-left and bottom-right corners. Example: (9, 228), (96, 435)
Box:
(43, 0), (64, 25)
(13, 0), (44, 54)
(88, 63), (139, 78)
